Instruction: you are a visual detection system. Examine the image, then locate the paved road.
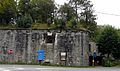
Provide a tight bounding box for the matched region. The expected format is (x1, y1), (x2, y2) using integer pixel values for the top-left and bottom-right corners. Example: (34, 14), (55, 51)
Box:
(0, 65), (120, 71)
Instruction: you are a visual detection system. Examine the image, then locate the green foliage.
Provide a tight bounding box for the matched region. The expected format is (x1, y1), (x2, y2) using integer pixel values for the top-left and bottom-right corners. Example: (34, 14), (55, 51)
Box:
(18, 0), (31, 14)
(68, 0), (97, 41)
(112, 29), (120, 59)
(0, 24), (16, 29)
(101, 58), (120, 67)
(66, 20), (72, 28)
(0, 0), (17, 24)
(47, 18), (52, 27)
(0, 0), (97, 36)
(17, 14), (33, 28)
(67, 19), (77, 29)
(58, 19), (66, 29)
(102, 58), (113, 67)
(111, 60), (120, 66)
(97, 25), (119, 58)
(53, 19), (66, 29)
(68, 0), (85, 19)
(30, 0), (55, 23)
(59, 3), (76, 21)
(32, 23), (56, 29)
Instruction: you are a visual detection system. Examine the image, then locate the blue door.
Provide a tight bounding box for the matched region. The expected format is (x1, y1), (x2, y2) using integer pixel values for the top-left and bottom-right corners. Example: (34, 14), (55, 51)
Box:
(37, 50), (44, 61)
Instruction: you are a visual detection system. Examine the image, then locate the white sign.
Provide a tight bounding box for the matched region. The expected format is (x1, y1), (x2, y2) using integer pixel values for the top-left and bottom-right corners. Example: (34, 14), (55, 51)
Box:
(61, 52), (66, 56)
(47, 32), (52, 36)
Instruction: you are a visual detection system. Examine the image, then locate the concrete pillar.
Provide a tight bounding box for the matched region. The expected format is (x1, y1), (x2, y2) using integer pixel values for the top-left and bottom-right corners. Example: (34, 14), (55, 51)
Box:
(27, 31), (32, 63)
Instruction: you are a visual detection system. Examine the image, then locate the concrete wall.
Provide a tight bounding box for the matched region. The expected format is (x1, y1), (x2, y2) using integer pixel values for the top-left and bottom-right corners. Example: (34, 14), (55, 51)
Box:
(0, 29), (89, 66)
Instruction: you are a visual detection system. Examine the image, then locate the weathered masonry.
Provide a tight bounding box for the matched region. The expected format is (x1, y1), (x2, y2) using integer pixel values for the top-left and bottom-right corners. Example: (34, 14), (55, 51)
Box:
(0, 29), (89, 66)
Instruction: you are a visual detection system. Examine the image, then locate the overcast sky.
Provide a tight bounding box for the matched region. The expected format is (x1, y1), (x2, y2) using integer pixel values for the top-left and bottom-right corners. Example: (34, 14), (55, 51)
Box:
(55, 0), (120, 28)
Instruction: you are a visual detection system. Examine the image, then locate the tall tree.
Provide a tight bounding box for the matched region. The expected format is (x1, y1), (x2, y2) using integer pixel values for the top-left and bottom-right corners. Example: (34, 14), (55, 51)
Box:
(80, 0), (97, 41)
(97, 25), (119, 58)
(69, 0), (84, 21)
(30, 0), (55, 23)
(59, 3), (76, 21)
(80, 0), (96, 27)
(112, 29), (120, 60)
(18, 0), (31, 15)
(0, 0), (17, 24)
(68, 0), (96, 24)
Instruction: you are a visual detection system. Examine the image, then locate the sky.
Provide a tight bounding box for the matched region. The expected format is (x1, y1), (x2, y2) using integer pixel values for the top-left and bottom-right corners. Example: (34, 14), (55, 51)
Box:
(55, 0), (120, 28)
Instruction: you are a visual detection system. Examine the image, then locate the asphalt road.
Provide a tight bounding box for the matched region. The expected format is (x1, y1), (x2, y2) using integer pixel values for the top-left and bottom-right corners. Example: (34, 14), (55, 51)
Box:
(0, 65), (120, 71)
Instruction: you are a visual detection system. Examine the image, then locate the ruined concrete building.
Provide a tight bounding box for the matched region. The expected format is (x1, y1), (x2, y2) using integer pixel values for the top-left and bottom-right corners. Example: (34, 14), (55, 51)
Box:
(0, 29), (89, 66)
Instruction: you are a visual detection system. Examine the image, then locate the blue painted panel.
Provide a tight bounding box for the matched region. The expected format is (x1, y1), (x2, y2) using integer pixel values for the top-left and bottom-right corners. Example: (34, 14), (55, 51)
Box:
(37, 50), (44, 60)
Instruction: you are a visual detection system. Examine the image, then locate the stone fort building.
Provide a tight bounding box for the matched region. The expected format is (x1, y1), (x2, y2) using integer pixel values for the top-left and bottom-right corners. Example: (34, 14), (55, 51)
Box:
(0, 29), (89, 66)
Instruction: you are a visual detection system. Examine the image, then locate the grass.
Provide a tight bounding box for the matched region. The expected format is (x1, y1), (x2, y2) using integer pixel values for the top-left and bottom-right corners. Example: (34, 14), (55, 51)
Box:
(0, 23), (87, 31)
(31, 23), (86, 30)
(0, 24), (16, 29)
(32, 23), (57, 29)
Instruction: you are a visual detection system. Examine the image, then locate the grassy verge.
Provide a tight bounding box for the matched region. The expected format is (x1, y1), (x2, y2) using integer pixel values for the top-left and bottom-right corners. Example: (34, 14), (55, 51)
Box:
(31, 23), (57, 29)
(0, 24), (16, 29)
(0, 23), (85, 30)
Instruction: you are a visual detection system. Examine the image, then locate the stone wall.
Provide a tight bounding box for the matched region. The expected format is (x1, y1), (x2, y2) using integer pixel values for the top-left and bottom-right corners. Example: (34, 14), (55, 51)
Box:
(53, 31), (89, 66)
(0, 29), (89, 66)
